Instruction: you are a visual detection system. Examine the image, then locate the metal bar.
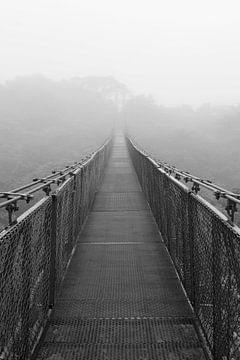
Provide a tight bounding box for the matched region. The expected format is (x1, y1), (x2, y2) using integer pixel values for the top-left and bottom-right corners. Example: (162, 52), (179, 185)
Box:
(225, 193), (240, 205)
(126, 134), (240, 359)
(20, 225), (31, 359)
(49, 194), (57, 309)
(0, 165), (75, 199)
(0, 137), (109, 205)
(0, 182), (51, 208)
(0, 164), (85, 209)
(157, 161), (240, 198)
(127, 136), (240, 212)
(0, 135), (112, 360)
(0, 192), (34, 199)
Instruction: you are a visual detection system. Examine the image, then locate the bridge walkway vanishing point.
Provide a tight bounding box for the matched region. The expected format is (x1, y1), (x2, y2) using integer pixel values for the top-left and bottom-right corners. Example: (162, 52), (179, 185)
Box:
(35, 133), (207, 360)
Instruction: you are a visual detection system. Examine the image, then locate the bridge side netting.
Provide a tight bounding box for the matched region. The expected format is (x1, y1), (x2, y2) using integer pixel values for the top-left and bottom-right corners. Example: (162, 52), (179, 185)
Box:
(0, 198), (53, 360)
(127, 136), (240, 360)
(0, 139), (111, 360)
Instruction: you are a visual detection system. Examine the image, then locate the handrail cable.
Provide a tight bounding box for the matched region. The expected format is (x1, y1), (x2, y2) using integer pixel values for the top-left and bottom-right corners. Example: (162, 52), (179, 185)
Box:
(129, 136), (240, 222)
(0, 137), (110, 225)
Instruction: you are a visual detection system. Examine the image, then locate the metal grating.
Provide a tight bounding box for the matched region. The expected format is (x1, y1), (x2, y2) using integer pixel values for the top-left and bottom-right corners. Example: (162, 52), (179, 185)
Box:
(99, 173), (141, 192)
(0, 138), (112, 360)
(111, 154), (129, 159)
(126, 136), (240, 359)
(0, 197), (52, 360)
(37, 343), (206, 360)
(93, 192), (149, 211)
(46, 299), (194, 319)
(34, 133), (207, 360)
(104, 167), (133, 175)
(108, 160), (132, 167)
(43, 318), (200, 344)
(78, 210), (160, 243)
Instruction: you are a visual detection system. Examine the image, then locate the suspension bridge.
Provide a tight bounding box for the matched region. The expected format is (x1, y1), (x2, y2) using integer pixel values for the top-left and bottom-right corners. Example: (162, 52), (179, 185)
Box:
(1, 132), (240, 360)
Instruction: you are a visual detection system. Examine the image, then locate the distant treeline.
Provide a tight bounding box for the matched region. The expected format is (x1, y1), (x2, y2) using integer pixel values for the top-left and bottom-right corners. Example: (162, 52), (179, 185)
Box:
(124, 96), (240, 189)
(0, 75), (125, 189)
(0, 75), (126, 227)
(123, 96), (240, 224)
(1, 76), (240, 228)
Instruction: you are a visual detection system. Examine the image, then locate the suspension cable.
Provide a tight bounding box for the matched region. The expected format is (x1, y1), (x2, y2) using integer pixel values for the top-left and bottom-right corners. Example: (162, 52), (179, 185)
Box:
(129, 136), (240, 223)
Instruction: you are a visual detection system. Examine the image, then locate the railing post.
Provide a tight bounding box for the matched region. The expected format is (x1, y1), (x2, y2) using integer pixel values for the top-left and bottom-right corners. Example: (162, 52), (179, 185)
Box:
(66, 174), (76, 252)
(20, 228), (31, 359)
(49, 193), (57, 309)
(164, 173), (172, 250)
(70, 173), (77, 248)
(212, 218), (229, 359)
(187, 193), (195, 307)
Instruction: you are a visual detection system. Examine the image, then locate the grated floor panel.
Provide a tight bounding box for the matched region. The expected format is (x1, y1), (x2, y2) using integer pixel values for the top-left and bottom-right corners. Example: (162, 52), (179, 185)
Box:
(93, 192), (148, 211)
(48, 299), (194, 319)
(44, 318), (200, 344)
(34, 135), (207, 360)
(37, 343), (206, 360)
(78, 219), (162, 243)
(99, 173), (141, 192)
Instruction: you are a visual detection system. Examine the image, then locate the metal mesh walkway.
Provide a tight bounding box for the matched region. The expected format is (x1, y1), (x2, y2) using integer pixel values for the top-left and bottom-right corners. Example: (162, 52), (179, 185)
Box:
(35, 134), (207, 359)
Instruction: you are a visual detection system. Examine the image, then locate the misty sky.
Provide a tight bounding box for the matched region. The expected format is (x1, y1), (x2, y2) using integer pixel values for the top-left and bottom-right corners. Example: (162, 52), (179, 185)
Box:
(1, 0), (240, 106)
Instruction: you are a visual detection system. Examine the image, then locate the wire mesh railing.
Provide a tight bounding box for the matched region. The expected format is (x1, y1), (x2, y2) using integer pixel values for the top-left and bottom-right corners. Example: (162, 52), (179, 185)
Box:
(127, 136), (240, 360)
(0, 138), (112, 360)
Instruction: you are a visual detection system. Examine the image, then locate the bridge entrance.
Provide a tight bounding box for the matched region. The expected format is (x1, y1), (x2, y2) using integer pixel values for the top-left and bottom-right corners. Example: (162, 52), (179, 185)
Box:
(34, 133), (206, 359)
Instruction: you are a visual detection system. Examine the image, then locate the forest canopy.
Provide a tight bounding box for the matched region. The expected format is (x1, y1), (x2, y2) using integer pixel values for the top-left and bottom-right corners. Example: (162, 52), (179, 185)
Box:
(0, 75), (123, 227)
(124, 96), (240, 190)
(1, 75), (240, 227)
(0, 75), (121, 191)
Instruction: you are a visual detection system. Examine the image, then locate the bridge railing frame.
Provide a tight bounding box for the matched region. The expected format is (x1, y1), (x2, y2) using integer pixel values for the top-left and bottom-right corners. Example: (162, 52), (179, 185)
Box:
(0, 138), (112, 360)
(126, 135), (240, 360)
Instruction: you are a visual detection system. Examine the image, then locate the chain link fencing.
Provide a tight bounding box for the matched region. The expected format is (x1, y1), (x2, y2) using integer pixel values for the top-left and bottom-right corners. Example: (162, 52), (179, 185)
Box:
(0, 139), (112, 360)
(127, 136), (240, 360)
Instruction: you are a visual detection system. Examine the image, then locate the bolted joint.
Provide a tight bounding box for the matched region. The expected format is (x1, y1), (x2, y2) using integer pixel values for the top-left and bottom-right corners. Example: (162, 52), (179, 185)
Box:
(33, 178), (47, 183)
(42, 185), (52, 196)
(225, 199), (238, 222)
(5, 202), (19, 225)
(25, 195), (32, 204)
(214, 191), (221, 200)
(192, 182), (200, 193)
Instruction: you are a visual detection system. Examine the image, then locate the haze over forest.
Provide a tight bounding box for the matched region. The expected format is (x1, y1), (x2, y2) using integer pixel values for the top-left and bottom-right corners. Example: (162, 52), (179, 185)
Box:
(1, 74), (240, 190)
(0, 75), (240, 228)
(1, 0), (240, 107)
(1, 0), (240, 227)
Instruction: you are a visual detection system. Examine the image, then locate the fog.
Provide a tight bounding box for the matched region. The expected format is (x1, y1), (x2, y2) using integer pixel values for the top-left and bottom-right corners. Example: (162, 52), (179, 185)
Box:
(124, 97), (240, 226)
(1, 1), (240, 227)
(124, 98), (240, 189)
(1, 0), (240, 106)
(0, 75), (121, 227)
(0, 76), (118, 189)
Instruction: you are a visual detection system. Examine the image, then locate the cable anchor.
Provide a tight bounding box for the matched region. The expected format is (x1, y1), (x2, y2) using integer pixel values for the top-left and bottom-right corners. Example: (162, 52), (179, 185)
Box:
(225, 199), (238, 222)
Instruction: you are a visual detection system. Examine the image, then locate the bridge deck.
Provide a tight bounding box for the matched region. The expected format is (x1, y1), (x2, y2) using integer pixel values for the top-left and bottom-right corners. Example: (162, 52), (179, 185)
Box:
(35, 134), (206, 359)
